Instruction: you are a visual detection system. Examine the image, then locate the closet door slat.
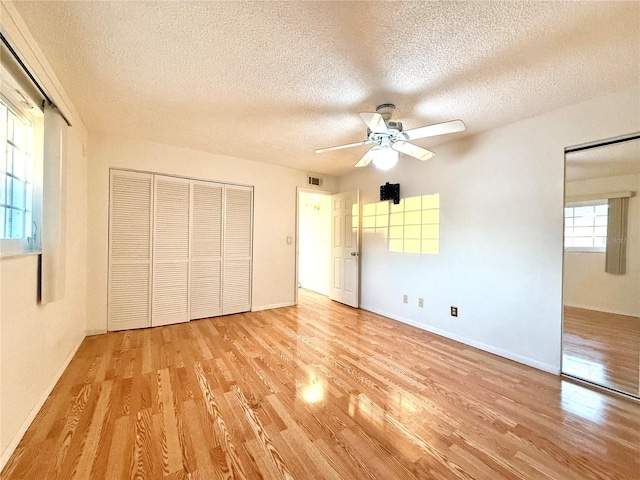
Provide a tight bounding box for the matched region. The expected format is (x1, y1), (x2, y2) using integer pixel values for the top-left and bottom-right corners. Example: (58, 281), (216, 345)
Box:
(152, 175), (191, 327)
(190, 180), (223, 319)
(108, 169), (253, 330)
(108, 170), (153, 331)
(223, 185), (253, 314)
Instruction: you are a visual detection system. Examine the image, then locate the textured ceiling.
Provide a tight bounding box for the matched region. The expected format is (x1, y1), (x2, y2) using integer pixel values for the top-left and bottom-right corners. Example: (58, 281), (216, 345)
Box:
(12, 1), (640, 176)
(566, 138), (640, 182)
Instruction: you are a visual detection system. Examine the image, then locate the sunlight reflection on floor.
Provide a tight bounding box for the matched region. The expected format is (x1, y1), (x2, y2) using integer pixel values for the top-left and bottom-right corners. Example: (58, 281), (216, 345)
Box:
(560, 380), (606, 424)
(562, 354), (606, 384)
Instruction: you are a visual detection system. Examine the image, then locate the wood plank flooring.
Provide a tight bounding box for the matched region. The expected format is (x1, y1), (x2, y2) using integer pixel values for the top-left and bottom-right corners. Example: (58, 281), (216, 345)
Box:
(563, 306), (640, 395)
(2, 289), (640, 479)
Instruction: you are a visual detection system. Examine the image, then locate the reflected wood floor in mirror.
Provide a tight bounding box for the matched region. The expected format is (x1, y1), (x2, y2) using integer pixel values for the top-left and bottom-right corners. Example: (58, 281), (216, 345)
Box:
(2, 290), (639, 479)
(563, 306), (640, 395)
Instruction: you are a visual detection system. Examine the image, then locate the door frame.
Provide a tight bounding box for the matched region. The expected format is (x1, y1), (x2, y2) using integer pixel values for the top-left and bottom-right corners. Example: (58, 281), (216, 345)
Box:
(560, 131), (640, 400)
(294, 186), (332, 305)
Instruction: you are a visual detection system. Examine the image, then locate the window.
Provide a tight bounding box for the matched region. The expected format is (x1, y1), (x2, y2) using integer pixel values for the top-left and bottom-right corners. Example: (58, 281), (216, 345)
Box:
(1, 98), (35, 241)
(564, 202), (608, 252)
(0, 60), (43, 257)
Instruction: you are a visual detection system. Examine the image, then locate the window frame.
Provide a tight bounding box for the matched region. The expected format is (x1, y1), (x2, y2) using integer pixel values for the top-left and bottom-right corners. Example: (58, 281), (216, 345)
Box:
(0, 69), (43, 258)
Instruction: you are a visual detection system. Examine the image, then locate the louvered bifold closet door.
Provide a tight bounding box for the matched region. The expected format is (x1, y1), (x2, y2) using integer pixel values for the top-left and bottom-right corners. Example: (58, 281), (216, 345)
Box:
(223, 185), (253, 315)
(190, 180), (223, 319)
(152, 175), (191, 327)
(108, 170), (153, 331)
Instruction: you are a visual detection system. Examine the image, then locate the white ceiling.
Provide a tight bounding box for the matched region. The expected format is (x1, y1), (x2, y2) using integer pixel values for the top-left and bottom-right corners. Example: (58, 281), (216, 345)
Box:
(566, 138), (640, 182)
(12, 1), (640, 176)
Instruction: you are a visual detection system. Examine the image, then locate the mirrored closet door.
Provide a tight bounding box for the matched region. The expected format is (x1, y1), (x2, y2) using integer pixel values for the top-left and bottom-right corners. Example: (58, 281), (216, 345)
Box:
(562, 134), (640, 398)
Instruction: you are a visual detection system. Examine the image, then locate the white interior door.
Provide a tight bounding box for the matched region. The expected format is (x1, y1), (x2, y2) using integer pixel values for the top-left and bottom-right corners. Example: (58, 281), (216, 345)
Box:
(329, 190), (360, 307)
(190, 180), (223, 319)
(108, 170), (153, 331)
(223, 185), (253, 314)
(152, 175), (191, 327)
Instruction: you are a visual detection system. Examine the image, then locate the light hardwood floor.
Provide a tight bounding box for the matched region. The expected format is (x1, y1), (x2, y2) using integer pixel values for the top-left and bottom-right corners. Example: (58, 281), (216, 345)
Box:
(2, 290), (639, 479)
(563, 306), (640, 396)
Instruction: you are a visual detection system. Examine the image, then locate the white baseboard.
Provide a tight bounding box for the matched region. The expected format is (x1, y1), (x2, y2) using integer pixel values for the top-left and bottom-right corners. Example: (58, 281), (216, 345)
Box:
(85, 328), (107, 336)
(251, 302), (295, 312)
(361, 305), (560, 375)
(0, 335), (85, 471)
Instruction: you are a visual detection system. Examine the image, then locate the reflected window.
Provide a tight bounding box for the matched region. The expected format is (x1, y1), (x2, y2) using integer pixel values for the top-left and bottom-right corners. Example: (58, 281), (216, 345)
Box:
(564, 202), (608, 252)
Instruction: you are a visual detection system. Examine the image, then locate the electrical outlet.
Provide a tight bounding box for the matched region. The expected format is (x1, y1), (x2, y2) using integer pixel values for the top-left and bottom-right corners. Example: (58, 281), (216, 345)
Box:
(403, 294), (408, 304)
(451, 306), (458, 317)
(418, 298), (424, 308)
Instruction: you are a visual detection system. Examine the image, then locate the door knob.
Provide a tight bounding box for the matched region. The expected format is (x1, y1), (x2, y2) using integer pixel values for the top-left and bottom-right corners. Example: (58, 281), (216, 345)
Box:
(350, 252), (359, 256)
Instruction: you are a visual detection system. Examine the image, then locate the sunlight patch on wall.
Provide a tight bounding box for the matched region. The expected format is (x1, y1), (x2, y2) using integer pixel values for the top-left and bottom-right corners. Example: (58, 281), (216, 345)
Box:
(362, 194), (439, 254)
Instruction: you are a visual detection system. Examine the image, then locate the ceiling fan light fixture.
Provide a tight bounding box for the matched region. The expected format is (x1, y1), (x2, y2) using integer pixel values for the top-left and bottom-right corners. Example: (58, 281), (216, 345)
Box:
(315, 106), (465, 170)
(372, 146), (398, 171)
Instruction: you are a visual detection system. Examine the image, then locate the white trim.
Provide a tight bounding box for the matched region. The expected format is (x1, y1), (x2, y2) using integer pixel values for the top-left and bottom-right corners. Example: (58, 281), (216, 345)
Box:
(564, 247), (606, 253)
(566, 191), (634, 204)
(361, 305), (560, 375)
(295, 186), (333, 306)
(0, 334), (84, 471)
(85, 328), (107, 336)
(251, 302), (295, 312)
(0, 241), (39, 258)
(0, 250), (40, 260)
(108, 166), (253, 190)
(0, 2), (78, 124)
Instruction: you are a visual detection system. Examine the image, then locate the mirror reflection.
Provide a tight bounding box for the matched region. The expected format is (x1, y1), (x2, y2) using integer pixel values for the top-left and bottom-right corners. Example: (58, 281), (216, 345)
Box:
(562, 135), (640, 397)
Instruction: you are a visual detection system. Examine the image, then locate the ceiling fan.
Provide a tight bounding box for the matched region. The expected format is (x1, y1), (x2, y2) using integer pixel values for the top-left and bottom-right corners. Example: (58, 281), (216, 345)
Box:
(315, 104), (465, 170)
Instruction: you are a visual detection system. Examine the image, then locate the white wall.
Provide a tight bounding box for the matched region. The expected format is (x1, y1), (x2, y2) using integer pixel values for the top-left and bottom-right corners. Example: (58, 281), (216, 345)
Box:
(0, 125), (87, 463)
(338, 85), (640, 373)
(298, 191), (331, 295)
(85, 132), (337, 333)
(564, 173), (640, 316)
(0, 2), (89, 468)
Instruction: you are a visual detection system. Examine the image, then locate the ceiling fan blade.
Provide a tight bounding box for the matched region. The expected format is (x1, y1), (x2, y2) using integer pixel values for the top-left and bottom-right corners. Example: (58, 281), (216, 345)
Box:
(404, 119), (466, 141)
(315, 140), (373, 154)
(392, 141), (435, 161)
(354, 148), (376, 167)
(359, 112), (389, 134)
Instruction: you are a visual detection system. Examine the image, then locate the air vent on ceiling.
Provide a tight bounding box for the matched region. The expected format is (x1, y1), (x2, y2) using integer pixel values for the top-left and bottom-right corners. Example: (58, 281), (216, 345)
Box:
(307, 175), (323, 187)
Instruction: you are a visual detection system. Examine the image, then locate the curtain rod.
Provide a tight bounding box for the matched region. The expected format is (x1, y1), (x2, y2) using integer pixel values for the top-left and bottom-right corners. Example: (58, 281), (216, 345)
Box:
(0, 31), (72, 126)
